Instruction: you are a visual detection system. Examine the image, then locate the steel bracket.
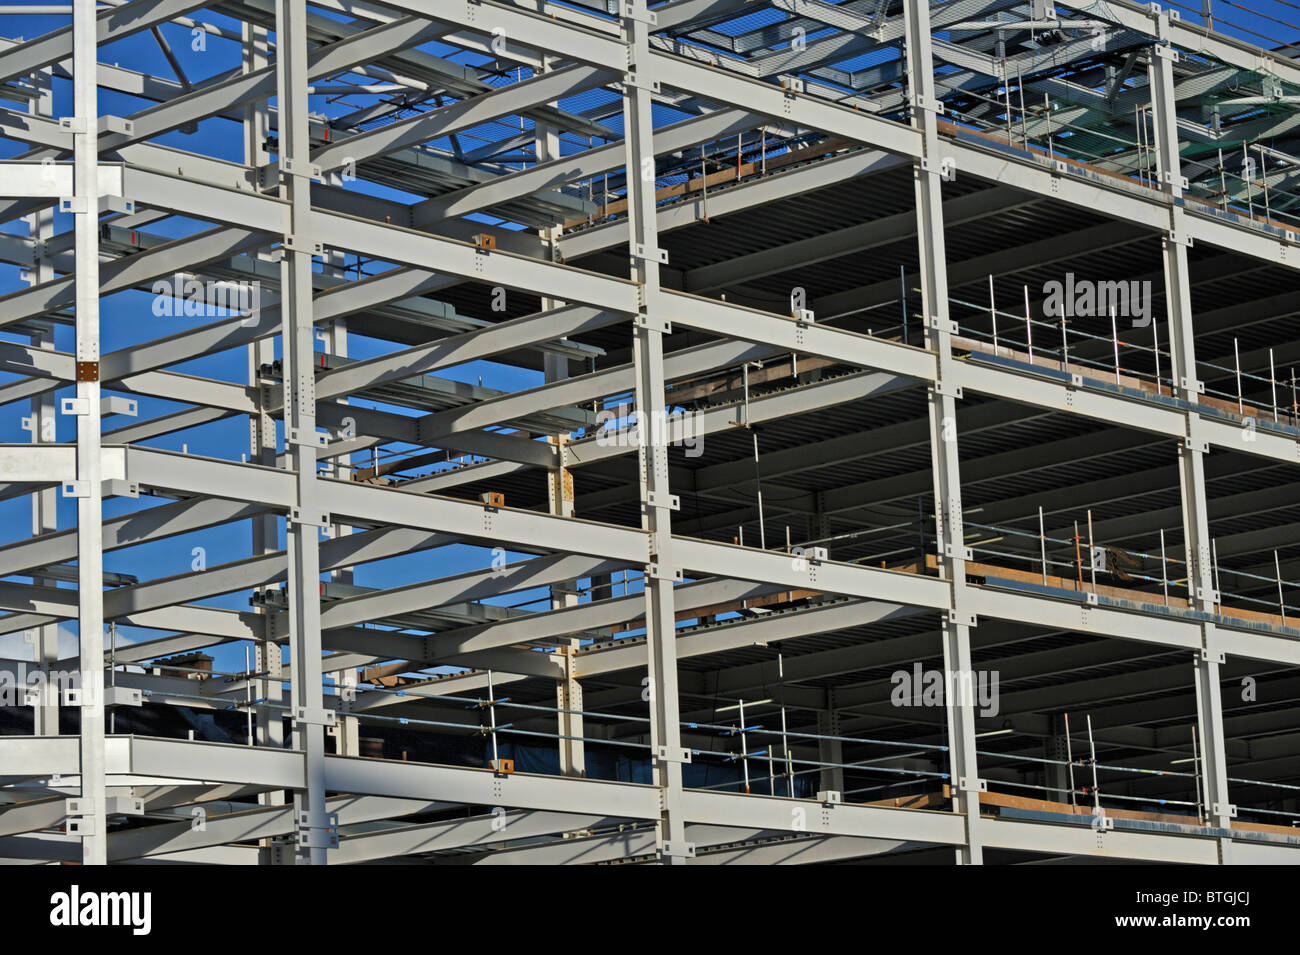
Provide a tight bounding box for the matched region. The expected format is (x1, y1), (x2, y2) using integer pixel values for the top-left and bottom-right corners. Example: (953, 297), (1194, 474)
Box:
(1085, 592), (1099, 606)
(1199, 647), (1226, 665)
(288, 507), (332, 531)
(293, 705), (337, 727)
(645, 562), (683, 582)
(659, 840), (695, 858)
(59, 196), (88, 214)
(817, 790), (841, 807)
(621, 72), (660, 94)
(1185, 415), (1209, 453)
(283, 234), (324, 256)
(911, 94), (946, 114)
(958, 776), (988, 794)
(1212, 802), (1237, 819)
(286, 426), (330, 447)
(653, 745), (691, 764)
(61, 481), (89, 499)
(101, 395), (138, 417)
(296, 811), (340, 849)
(1153, 43), (1179, 63)
(280, 157), (323, 181)
(99, 195), (136, 216)
(919, 156), (956, 181)
(59, 116), (87, 134)
(97, 115), (134, 136)
(630, 242), (667, 265)
(943, 543), (973, 561)
(61, 397), (90, 416)
(621, 3), (657, 25)
(105, 685), (143, 707)
(106, 795), (144, 815)
(102, 479), (139, 499)
(65, 804), (95, 837)
(645, 490), (680, 511)
(634, 312), (671, 335)
(947, 609), (977, 627)
(930, 380), (963, 399)
(928, 315), (958, 335)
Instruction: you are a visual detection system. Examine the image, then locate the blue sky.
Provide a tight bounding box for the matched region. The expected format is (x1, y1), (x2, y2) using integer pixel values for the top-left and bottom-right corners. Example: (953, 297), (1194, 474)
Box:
(0, 3), (572, 678)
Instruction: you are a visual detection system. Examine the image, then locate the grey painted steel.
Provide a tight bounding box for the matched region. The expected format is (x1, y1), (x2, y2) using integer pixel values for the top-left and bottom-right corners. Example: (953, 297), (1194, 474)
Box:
(906, 0), (982, 865)
(1, 0), (1297, 866)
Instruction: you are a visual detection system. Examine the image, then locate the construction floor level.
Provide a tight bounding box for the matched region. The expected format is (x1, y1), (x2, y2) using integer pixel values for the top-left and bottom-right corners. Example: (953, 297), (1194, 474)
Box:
(0, 0), (1298, 865)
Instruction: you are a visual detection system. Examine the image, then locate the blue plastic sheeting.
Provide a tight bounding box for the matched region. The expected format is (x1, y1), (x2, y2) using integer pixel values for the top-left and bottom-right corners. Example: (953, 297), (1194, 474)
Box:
(965, 350), (1300, 438)
(997, 805), (1300, 847)
(982, 575), (1088, 604)
(966, 350), (1074, 385)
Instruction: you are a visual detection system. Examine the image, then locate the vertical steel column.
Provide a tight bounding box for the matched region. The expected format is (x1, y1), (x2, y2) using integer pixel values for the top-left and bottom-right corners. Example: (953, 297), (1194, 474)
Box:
(546, 345), (584, 777)
(28, 322), (60, 736)
(69, 0), (107, 866)
(323, 313), (359, 758)
(1147, 19), (1234, 854)
(275, 0), (329, 864)
(816, 702), (844, 793)
(623, 0), (691, 863)
(555, 645), (585, 775)
(243, 22), (286, 838)
(904, 0), (984, 864)
(27, 67), (59, 737)
(535, 72), (585, 775)
(249, 345), (285, 758)
(1045, 713), (1071, 804)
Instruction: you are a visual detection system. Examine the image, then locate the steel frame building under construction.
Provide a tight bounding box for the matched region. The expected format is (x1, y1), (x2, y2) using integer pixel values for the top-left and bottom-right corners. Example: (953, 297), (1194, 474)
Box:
(0, 0), (1299, 865)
